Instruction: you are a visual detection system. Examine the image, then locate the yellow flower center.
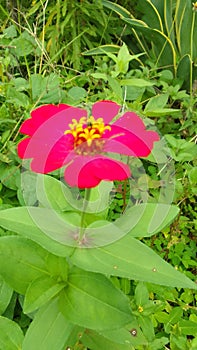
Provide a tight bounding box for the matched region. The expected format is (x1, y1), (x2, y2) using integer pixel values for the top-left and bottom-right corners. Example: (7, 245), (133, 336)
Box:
(193, 2), (197, 10)
(65, 116), (111, 155)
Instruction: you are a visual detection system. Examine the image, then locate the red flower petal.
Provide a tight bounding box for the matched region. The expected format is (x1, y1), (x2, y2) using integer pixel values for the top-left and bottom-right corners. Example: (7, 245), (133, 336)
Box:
(64, 155), (130, 188)
(20, 104), (87, 136)
(18, 133), (74, 173)
(92, 100), (121, 123)
(113, 111), (146, 132)
(103, 125), (159, 157)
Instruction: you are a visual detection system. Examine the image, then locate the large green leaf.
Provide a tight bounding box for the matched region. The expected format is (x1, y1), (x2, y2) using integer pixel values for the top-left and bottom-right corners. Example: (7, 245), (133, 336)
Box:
(70, 234), (197, 289)
(0, 316), (24, 350)
(0, 236), (50, 294)
(24, 276), (66, 314)
(80, 203), (179, 247)
(0, 207), (74, 256)
(60, 267), (132, 330)
(22, 298), (74, 350)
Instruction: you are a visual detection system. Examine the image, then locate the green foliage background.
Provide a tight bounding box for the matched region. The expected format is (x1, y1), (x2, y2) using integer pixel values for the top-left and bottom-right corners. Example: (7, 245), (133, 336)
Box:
(0, 1), (196, 349)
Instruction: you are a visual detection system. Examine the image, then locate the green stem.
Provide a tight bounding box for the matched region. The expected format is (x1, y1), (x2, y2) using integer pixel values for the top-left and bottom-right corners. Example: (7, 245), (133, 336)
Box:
(78, 188), (91, 241)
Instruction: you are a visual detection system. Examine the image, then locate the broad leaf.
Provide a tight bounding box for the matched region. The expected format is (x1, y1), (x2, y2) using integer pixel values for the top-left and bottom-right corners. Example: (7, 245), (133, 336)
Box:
(0, 316), (24, 350)
(0, 207), (74, 256)
(24, 276), (66, 314)
(0, 236), (49, 294)
(60, 267), (132, 330)
(78, 203), (179, 247)
(81, 320), (147, 349)
(70, 234), (197, 289)
(36, 174), (73, 211)
(22, 297), (74, 350)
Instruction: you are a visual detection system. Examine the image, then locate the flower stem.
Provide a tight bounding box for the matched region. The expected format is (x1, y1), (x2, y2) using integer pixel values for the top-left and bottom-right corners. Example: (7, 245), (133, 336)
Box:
(79, 188), (91, 241)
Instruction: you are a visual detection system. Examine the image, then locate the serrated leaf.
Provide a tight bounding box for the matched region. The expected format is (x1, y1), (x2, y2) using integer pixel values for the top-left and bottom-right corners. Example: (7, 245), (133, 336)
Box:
(60, 267), (132, 330)
(0, 316), (24, 350)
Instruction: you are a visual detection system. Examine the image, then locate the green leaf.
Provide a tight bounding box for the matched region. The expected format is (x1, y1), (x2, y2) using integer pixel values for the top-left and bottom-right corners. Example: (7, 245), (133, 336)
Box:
(144, 94), (169, 111)
(30, 73), (61, 104)
(102, 0), (132, 19)
(99, 320), (147, 348)
(0, 236), (49, 294)
(134, 282), (149, 306)
(17, 171), (38, 206)
(36, 174), (73, 211)
(0, 316), (24, 350)
(0, 164), (20, 190)
(67, 87), (87, 101)
(144, 108), (180, 117)
(24, 276), (66, 314)
(10, 31), (35, 56)
(6, 87), (30, 107)
(115, 44), (144, 75)
(149, 337), (169, 350)
(75, 203), (179, 247)
(138, 315), (155, 342)
(82, 329), (135, 350)
(121, 78), (154, 87)
(70, 234), (197, 289)
(165, 307), (183, 333)
(22, 298), (74, 350)
(0, 276), (13, 315)
(115, 203), (180, 237)
(86, 181), (113, 215)
(179, 320), (197, 336)
(0, 207), (74, 256)
(60, 267), (132, 330)
(177, 54), (191, 90)
(82, 44), (120, 56)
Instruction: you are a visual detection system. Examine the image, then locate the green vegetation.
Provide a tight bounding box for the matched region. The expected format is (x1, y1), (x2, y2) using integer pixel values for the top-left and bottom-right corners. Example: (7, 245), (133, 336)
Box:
(0, 1), (196, 349)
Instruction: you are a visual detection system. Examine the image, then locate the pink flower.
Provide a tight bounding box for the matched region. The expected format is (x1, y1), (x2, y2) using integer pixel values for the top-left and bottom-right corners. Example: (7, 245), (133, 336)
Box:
(17, 101), (159, 188)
